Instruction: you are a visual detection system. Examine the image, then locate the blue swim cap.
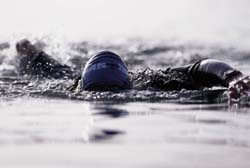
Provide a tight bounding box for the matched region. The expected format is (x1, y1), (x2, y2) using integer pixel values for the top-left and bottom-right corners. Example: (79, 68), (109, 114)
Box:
(82, 51), (130, 91)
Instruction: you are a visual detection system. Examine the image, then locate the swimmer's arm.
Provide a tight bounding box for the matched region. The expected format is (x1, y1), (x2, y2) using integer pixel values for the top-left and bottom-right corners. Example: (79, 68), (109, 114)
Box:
(187, 59), (250, 99)
(31, 51), (59, 66)
(188, 59), (243, 87)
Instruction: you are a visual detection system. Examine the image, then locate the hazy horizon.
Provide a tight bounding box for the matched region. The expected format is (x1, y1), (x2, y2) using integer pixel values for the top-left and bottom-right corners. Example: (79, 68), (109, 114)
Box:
(1, 0), (250, 47)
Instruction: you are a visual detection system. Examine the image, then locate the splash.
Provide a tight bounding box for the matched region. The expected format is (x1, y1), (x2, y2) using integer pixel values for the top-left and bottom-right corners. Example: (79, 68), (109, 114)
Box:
(0, 38), (250, 102)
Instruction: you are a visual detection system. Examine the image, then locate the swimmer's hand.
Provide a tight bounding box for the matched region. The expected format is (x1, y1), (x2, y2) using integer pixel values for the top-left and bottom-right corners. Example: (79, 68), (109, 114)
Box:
(228, 76), (250, 100)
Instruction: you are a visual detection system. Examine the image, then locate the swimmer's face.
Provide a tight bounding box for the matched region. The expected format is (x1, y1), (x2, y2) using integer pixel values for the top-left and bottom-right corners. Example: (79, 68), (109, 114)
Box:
(16, 39), (37, 56)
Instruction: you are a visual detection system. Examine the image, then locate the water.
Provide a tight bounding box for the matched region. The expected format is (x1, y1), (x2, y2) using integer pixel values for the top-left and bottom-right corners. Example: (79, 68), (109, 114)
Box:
(1, 99), (250, 168)
(1, 39), (250, 167)
(1, 0), (250, 167)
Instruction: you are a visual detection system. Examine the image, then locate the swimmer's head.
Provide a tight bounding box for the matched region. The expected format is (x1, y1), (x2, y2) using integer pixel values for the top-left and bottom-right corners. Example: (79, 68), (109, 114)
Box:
(81, 51), (130, 91)
(16, 39), (38, 56)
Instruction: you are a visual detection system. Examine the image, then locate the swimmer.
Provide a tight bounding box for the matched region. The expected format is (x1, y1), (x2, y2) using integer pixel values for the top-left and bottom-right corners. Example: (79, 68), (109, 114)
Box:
(82, 51), (250, 99)
(16, 39), (77, 79)
(15, 39), (250, 99)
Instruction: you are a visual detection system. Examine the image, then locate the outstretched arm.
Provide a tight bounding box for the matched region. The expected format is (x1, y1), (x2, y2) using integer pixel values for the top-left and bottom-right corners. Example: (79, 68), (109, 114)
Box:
(190, 59), (250, 99)
(16, 39), (78, 79)
(188, 59), (243, 87)
(173, 59), (250, 99)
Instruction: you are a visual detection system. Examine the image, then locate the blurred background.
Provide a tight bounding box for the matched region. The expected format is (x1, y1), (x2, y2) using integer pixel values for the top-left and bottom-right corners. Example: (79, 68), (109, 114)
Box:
(0, 0), (250, 48)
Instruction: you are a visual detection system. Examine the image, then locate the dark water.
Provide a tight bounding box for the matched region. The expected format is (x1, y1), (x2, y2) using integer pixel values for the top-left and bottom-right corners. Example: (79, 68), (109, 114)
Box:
(1, 39), (250, 168)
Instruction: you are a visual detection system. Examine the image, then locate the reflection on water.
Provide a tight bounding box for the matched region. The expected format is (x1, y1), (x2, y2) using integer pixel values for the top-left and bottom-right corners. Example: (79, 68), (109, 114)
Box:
(86, 101), (250, 148)
(0, 98), (250, 145)
(0, 98), (250, 167)
(89, 129), (125, 142)
(93, 107), (129, 118)
(88, 105), (128, 142)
